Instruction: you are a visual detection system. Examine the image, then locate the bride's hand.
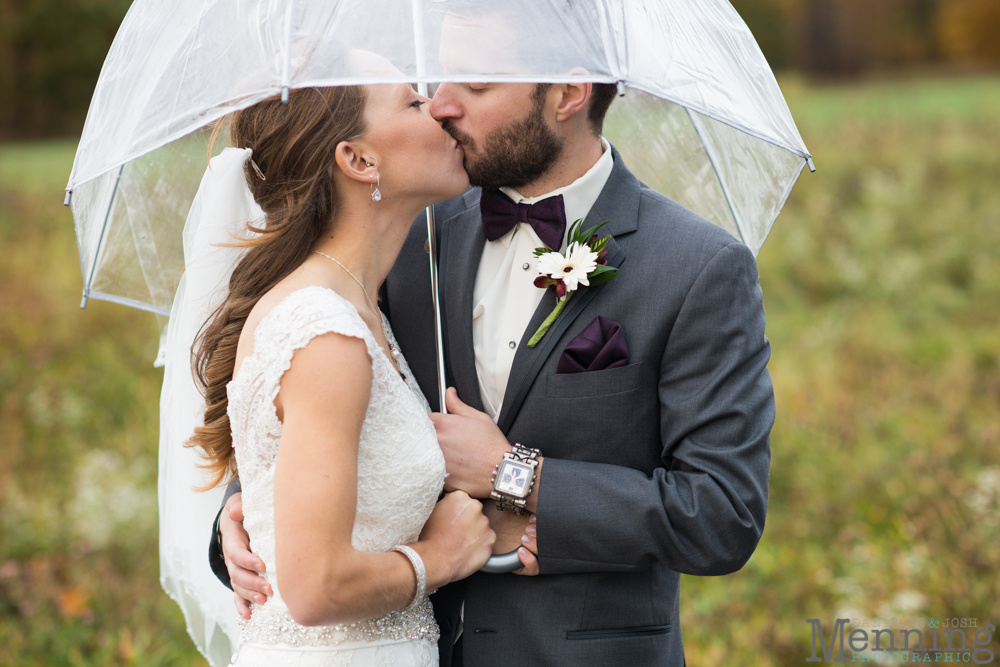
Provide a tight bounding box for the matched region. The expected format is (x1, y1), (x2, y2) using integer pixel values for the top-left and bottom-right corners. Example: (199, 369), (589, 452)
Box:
(416, 491), (495, 588)
(220, 492), (273, 619)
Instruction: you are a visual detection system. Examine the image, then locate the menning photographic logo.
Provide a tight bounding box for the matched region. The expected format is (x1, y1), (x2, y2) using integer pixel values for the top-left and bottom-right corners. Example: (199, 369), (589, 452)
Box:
(806, 617), (995, 664)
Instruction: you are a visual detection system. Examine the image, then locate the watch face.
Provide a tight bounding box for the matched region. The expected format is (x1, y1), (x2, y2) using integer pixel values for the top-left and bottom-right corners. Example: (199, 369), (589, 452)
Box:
(494, 460), (532, 498)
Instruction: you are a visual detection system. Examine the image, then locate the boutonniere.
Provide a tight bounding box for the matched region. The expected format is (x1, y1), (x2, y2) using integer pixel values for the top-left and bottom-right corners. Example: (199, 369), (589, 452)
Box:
(527, 219), (620, 348)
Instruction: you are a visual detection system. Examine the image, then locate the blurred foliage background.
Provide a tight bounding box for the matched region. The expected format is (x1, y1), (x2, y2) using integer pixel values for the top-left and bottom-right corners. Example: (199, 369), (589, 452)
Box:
(1, 0), (999, 665)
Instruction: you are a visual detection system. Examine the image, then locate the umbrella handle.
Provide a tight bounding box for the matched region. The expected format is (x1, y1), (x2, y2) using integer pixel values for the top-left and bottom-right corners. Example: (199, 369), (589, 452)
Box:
(480, 549), (522, 574)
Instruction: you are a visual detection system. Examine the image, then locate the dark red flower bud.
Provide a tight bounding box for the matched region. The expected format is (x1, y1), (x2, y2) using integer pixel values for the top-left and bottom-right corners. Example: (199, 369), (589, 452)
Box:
(535, 274), (568, 299)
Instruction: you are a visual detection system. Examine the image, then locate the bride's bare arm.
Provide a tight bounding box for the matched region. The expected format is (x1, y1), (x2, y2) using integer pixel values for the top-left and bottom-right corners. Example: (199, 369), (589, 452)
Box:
(274, 332), (494, 627)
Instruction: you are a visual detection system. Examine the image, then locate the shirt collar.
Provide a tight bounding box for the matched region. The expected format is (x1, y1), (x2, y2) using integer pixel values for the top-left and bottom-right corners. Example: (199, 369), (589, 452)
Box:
(498, 137), (614, 251)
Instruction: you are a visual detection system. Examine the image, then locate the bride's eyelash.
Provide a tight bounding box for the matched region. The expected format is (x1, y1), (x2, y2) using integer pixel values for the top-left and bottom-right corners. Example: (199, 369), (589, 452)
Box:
(410, 100), (425, 108)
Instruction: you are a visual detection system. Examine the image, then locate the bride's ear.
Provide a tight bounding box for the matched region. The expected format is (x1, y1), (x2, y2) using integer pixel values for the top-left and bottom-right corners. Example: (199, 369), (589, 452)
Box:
(333, 141), (377, 185)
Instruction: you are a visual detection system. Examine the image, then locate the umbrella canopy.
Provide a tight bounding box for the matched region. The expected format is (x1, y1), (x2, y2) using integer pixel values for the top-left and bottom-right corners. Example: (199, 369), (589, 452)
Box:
(66, 0), (811, 325)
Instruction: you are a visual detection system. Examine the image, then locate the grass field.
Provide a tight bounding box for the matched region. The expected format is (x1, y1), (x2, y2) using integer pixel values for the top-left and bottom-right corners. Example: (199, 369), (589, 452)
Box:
(1, 75), (999, 666)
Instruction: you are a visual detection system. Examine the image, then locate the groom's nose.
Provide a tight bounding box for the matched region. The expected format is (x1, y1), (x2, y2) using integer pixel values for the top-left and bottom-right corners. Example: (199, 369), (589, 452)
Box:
(429, 84), (462, 122)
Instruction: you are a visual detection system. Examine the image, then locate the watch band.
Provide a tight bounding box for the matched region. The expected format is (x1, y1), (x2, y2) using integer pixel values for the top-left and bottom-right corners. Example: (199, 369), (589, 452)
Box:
(511, 443), (540, 462)
(491, 492), (529, 514)
(491, 444), (541, 515)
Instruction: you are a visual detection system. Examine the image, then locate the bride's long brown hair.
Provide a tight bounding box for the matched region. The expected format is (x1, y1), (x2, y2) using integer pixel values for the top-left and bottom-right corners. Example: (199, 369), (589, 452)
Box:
(189, 86), (368, 489)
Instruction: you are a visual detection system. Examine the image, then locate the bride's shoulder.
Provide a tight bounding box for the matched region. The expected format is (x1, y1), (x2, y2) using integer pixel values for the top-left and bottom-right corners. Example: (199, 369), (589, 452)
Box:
(238, 284), (370, 365)
(256, 285), (363, 336)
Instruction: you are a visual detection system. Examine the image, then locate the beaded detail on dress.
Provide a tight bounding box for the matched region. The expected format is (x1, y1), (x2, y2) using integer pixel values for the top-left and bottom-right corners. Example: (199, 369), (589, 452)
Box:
(238, 598), (438, 648)
(226, 286), (446, 664)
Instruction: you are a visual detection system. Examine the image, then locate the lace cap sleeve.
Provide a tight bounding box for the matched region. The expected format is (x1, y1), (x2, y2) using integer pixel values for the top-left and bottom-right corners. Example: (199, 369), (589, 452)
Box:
(251, 286), (380, 404)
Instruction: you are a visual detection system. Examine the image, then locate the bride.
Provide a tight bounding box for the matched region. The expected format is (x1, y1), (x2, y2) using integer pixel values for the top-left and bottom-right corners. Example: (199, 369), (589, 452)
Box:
(184, 66), (495, 665)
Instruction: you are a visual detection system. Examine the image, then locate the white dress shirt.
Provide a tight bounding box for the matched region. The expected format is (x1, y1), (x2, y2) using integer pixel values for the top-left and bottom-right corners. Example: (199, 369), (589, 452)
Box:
(472, 139), (614, 419)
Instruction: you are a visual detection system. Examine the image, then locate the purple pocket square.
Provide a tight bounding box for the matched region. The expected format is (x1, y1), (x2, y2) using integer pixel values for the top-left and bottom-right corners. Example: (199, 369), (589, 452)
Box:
(556, 316), (629, 374)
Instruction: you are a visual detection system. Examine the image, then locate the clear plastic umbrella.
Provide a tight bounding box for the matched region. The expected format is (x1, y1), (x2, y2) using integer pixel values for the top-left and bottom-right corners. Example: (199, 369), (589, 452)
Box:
(66, 0), (811, 326)
(65, 1), (812, 663)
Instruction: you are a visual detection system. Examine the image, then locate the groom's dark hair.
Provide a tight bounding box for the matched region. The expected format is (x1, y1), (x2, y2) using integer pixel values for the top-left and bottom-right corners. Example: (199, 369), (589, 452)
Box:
(531, 82), (616, 136)
(587, 84), (617, 135)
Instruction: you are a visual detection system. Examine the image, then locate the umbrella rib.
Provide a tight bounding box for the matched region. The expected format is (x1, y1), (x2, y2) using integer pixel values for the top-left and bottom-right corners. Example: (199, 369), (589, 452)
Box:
(619, 2), (630, 80)
(755, 158), (807, 254)
(84, 290), (172, 317)
(628, 81), (811, 162)
(412, 0), (427, 87)
(281, 0), (295, 103)
(81, 164), (124, 308)
(68, 89), (280, 191)
(685, 108), (746, 247)
(412, 0), (448, 414)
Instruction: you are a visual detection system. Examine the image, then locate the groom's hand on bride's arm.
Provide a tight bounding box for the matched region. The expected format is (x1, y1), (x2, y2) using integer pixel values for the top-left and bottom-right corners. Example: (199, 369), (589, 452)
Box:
(220, 492), (273, 619)
(429, 388), (542, 514)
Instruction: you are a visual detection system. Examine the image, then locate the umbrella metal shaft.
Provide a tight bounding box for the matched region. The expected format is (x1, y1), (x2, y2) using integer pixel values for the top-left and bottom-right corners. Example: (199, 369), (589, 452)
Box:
(424, 202), (447, 414)
(416, 64), (448, 414)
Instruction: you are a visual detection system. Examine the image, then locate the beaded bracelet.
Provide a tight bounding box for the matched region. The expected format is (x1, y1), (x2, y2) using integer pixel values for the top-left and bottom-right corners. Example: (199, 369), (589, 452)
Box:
(390, 545), (426, 610)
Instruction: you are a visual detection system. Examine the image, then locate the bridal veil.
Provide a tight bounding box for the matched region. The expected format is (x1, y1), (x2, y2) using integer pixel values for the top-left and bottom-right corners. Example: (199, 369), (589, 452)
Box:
(158, 147), (261, 666)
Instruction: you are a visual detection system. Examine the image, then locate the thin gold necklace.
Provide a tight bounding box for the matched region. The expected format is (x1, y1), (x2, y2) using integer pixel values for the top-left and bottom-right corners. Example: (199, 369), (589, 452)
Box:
(311, 250), (405, 375)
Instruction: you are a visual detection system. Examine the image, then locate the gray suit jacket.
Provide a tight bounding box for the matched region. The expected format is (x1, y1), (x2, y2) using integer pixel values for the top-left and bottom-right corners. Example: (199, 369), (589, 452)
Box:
(382, 147), (773, 667)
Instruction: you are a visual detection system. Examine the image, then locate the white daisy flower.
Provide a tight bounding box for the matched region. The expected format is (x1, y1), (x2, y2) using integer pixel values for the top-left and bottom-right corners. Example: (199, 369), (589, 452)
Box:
(537, 242), (599, 295)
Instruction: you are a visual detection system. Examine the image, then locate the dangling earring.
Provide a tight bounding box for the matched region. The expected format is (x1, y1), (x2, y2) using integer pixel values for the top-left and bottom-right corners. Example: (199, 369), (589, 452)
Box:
(366, 157), (381, 202)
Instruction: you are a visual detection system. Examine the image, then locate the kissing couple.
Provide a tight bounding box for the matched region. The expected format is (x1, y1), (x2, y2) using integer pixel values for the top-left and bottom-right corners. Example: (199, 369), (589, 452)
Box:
(182, 17), (774, 667)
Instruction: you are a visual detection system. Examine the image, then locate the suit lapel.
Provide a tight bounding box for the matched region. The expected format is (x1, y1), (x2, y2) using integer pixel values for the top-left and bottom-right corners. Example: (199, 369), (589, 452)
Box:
(496, 147), (642, 433)
(439, 190), (486, 412)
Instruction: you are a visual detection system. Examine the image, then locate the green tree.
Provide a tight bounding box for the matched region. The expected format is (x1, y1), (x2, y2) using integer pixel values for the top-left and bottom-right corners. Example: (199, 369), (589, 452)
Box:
(0, 0), (132, 140)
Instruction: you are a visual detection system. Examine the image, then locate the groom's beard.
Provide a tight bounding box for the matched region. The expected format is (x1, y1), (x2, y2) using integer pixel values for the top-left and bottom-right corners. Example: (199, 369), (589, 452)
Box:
(443, 91), (563, 189)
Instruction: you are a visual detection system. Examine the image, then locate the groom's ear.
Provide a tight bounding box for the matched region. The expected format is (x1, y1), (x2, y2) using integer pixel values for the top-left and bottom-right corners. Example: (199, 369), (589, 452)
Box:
(552, 77), (593, 125)
(333, 141), (377, 185)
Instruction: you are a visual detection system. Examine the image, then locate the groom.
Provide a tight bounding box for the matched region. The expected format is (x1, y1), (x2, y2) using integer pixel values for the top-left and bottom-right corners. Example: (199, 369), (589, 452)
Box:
(214, 10), (774, 667)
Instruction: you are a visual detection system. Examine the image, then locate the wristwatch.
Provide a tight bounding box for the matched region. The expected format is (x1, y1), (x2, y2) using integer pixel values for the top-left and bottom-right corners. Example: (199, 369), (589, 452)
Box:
(490, 444), (541, 515)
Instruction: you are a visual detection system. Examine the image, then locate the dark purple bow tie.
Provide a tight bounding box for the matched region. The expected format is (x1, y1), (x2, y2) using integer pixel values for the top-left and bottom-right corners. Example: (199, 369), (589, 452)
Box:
(480, 189), (567, 250)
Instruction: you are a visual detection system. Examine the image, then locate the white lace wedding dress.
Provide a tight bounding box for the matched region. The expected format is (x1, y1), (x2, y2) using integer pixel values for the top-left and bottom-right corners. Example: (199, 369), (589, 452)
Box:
(226, 286), (446, 667)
